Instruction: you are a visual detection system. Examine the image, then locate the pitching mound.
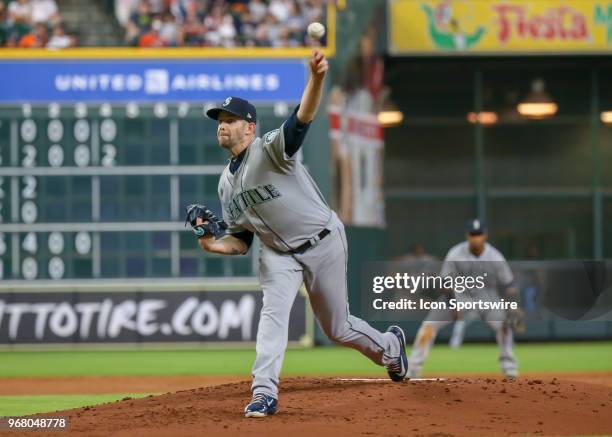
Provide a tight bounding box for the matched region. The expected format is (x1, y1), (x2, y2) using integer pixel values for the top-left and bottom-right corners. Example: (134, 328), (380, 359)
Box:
(29, 377), (612, 436)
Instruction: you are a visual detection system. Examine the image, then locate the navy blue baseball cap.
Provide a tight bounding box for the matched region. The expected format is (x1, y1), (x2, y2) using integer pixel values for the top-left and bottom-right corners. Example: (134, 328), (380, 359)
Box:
(466, 218), (486, 235)
(206, 97), (257, 124)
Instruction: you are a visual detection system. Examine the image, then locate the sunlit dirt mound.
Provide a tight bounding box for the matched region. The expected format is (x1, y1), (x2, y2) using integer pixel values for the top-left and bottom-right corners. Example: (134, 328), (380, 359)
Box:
(26, 376), (612, 436)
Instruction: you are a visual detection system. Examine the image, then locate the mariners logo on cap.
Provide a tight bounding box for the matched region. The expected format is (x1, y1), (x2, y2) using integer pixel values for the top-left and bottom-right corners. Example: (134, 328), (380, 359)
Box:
(473, 219), (481, 230)
(223, 97), (232, 107)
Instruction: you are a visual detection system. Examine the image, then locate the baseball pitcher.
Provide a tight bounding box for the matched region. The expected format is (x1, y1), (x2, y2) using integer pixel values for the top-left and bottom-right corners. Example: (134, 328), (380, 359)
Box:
(185, 50), (408, 418)
(408, 219), (521, 379)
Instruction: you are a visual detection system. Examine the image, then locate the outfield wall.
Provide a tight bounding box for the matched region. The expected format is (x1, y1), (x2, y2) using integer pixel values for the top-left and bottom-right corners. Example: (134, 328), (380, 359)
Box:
(0, 279), (313, 348)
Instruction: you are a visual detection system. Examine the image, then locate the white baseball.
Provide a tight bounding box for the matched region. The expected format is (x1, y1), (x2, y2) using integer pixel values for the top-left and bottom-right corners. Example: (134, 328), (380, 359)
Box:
(307, 22), (325, 40)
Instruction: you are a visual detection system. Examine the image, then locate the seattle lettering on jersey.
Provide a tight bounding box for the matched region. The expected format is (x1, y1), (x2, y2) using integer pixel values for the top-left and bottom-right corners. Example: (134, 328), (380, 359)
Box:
(228, 184), (282, 221)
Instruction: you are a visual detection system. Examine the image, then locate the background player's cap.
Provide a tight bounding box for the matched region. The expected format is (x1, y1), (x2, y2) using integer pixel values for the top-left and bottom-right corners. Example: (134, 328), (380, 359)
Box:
(206, 97), (257, 124)
(466, 218), (486, 235)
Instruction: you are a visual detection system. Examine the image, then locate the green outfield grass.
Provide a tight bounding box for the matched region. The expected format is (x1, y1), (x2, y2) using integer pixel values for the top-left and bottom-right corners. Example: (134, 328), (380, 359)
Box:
(0, 394), (151, 416)
(1, 342), (611, 377)
(1, 342), (611, 416)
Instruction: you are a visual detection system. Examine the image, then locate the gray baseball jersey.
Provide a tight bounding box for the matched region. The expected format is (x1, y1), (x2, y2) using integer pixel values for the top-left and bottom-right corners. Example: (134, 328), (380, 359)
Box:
(218, 125), (332, 252)
(441, 241), (514, 294)
(213, 111), (401, 399)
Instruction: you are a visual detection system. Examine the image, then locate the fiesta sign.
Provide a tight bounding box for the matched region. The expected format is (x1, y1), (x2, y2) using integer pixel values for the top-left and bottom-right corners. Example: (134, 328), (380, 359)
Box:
(495, 4), (589, 42)
(389, 0), (612, 54)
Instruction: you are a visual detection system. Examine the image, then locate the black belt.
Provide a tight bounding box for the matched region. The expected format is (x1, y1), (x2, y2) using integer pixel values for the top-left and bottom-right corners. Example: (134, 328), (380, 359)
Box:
(288, 229), (331, 255)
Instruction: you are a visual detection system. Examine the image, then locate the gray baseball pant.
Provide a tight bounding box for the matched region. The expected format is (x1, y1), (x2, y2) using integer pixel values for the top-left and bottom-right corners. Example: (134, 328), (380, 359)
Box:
(408, 299), (518, 377)
(251, 214), (400, 398)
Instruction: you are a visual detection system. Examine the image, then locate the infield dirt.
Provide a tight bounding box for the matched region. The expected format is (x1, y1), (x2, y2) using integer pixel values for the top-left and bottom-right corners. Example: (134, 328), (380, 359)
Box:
(11, 376), (612, 436)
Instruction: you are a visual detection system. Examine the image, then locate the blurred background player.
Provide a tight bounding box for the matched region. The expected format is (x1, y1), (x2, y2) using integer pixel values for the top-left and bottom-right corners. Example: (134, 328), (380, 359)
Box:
(448, 244), (544, 349)
(408, 219), (520, 378)
(396, 243), (436, 263)
(448, 306), (479, 349)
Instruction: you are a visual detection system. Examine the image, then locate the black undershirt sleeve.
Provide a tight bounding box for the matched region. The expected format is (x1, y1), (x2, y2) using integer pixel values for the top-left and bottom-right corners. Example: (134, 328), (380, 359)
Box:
(283, 105), (311, 158)
(232, 230), (254, 250)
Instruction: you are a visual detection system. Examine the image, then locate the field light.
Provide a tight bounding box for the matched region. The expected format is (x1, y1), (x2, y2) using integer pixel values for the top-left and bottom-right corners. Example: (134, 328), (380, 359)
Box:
(467, 111), (498, 125)
(377, 108), (404, 127)
(377, 87), (404, 127)
(517, 78), (558, 119)
(601, 111), (612, 124)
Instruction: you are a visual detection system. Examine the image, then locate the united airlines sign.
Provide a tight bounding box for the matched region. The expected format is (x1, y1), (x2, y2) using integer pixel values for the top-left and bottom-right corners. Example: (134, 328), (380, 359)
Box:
(0, 61), (305, 102)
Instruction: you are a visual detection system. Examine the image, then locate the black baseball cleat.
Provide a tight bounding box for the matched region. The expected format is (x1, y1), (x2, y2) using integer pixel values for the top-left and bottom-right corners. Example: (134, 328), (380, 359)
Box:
(244, 393), (278, 418)
(385, 325), (408, 382)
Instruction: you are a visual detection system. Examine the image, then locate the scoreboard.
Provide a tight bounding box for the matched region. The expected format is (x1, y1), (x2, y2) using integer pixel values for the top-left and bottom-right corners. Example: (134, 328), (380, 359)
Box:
(0, 58), (313, 345)
(0, 102), (291, 282)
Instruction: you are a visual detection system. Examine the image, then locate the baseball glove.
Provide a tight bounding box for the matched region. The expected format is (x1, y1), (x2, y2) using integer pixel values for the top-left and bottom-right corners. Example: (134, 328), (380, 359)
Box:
(504, 308), (526, 333)
(184, 204), (228, 239)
